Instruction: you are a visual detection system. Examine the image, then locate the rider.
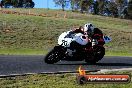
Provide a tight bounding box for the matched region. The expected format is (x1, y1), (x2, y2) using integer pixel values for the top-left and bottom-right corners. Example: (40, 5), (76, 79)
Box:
(69, 24), (91, 51)
(71, 23), (95, 37)
(70, 23), (105, 50)
(83, 23), (105, 45)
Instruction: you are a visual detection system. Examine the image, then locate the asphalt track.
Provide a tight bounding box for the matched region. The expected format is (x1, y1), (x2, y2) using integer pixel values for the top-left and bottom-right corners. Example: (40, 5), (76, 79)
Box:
(0, 55), (132, 76)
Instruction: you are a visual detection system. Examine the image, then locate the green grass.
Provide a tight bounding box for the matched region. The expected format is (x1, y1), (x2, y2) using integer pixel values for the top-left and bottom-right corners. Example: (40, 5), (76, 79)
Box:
(0, 8), (132, 56)
(0, 49), (131, 57)
(0, 49), (47, 55)
(0, 71), (132, 88)
(105, 51), (132, 57)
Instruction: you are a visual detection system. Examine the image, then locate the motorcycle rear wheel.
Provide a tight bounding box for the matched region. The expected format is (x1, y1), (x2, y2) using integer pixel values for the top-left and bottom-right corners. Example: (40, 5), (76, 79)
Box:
(85, 46), (105, 64)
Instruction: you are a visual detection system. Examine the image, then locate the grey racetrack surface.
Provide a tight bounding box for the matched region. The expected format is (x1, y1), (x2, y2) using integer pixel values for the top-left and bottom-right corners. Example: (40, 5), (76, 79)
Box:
(0, 55), (132, 76)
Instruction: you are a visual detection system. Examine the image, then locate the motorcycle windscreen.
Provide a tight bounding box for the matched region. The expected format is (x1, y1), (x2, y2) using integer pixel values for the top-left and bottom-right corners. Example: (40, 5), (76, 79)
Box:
(103, 36), (112, 43)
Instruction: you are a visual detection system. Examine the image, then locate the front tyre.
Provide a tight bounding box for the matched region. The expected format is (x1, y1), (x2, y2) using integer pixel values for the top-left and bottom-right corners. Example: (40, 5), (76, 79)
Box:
(45, 49), (61, 64)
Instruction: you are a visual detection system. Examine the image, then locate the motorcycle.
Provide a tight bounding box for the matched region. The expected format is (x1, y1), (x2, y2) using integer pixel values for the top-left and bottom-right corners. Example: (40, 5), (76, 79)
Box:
(44, 30), (111, 64)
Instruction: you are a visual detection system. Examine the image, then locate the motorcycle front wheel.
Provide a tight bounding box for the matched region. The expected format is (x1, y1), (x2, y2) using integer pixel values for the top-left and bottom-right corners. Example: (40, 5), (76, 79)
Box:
(45, 48), (62, 64)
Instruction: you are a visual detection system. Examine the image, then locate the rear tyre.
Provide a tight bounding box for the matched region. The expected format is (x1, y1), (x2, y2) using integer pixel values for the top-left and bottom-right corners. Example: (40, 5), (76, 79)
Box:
(45, 49), (61, 64)
(85, 46), (105, 64)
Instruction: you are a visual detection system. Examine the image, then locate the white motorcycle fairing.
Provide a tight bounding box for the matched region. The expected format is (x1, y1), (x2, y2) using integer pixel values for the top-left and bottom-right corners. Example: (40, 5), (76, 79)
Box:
(58, 31), (88, 47)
